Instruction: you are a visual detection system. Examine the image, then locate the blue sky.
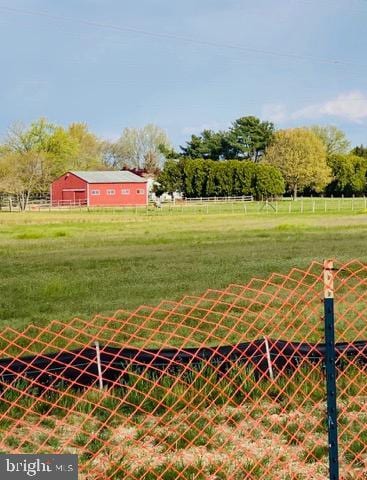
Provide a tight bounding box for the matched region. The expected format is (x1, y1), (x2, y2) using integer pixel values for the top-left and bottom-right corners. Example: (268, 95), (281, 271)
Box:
(0, 0), (367, 149)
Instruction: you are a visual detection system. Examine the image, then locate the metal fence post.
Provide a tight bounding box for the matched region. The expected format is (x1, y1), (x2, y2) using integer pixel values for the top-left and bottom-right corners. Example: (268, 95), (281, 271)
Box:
(323, 260), (339, 480)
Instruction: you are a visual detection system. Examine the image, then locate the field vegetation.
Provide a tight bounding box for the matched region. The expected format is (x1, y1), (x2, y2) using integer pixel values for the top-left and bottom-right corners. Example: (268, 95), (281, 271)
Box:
(0, 362), (366, 479)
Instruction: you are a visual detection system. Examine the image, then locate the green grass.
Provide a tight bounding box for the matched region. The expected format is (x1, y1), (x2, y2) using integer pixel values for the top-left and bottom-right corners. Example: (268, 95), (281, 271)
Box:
(0, 208), (367, 334)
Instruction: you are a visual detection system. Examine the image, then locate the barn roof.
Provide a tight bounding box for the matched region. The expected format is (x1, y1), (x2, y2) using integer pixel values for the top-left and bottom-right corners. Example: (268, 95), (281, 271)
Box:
(70, 171), (147, 184)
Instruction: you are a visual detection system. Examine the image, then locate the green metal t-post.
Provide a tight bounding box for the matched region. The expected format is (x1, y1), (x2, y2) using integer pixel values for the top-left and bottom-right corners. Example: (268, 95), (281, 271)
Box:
(324, 260), (339, 480)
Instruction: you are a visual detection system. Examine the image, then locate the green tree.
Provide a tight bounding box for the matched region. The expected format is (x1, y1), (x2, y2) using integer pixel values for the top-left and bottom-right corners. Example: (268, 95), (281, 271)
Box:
(182, 159), (209, 197)
(180, 116), (274, 161)
(308, 125), (350, 156)
(205, 160), (218, 196)
(264, 128), (330, 199)
(351, 144), (367, 159)
(156, 159), (184, 196)
(0, 119), (79, 206)
(180, 130), (225, 160)
(206, 161), (234, 196)
(156, 158), (284, 199)
(326, 154), (367, 195)
(158, 143), (180, 160)
(68, 123), (105, 170)
(254, 164), (285, 199)
(224, 116), (274, 161)
(0, 151), (46, 210)
(233, 161), (257, 196)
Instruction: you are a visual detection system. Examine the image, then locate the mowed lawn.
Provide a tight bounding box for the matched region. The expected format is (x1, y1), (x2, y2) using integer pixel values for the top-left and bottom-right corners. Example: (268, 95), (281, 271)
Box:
(1, 208), (367, 330)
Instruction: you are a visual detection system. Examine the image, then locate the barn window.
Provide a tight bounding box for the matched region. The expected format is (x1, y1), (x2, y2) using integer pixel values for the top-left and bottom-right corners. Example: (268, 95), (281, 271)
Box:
(121, 189), (130, 195)
(107, 189), (116, 195)
(91, 190), (100, 196)
(137, 189), (145, 195)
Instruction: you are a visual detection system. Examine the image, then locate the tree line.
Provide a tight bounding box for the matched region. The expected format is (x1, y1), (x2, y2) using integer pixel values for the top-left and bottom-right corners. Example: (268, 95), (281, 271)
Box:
(156, 159), (284, 199)
(159, 120), (367, 199)
(1, 115), (367, 208)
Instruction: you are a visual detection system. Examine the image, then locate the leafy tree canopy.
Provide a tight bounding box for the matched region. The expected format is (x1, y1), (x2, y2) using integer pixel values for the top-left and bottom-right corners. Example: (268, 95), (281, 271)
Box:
(155, 159), (184, 196)
(180, 116), (274, 161)
(326, 153), (367, 196)
(308, 125), (350, 156)
(0, 118), (106, 208)
(263, 128), (330, 198)
(68, 123), (106, 170)
(180, 130), (224, 161)
(157, 158), (284, 199)
(224, 116), (274, 161)
(351, 144), (367, 159)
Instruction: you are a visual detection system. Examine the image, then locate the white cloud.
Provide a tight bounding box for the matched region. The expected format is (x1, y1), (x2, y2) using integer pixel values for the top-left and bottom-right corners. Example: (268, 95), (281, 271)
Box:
(292, 91), (367, 123)
(261, 103), (287, 123)
(260, 91), (367, 125)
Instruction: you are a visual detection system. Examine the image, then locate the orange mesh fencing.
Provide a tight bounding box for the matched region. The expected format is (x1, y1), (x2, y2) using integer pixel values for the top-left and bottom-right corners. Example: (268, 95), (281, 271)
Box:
(0, 260), (367, 479)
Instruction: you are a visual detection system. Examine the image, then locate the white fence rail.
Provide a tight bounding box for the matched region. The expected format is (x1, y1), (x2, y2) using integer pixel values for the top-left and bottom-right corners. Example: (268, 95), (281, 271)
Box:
(181, 195), (254, 203)
(0, 195), (366, 213)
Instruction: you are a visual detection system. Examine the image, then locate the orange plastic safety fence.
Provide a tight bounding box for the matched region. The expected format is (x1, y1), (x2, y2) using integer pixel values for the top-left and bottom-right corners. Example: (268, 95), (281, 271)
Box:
(0, 260), (367, 479)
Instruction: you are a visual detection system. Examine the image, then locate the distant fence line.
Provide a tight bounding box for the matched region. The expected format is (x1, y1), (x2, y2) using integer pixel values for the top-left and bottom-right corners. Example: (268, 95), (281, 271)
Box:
(0, 195), (367, 213)
(182, 195), (254, 203)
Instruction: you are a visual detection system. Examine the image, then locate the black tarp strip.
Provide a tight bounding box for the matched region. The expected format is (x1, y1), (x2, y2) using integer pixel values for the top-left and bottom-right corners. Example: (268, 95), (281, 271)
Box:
(0, 339), (366, 388)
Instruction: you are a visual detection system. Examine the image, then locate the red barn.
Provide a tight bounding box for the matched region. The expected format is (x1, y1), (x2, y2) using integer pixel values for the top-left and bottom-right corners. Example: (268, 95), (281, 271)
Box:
(51, 171), (148, 207)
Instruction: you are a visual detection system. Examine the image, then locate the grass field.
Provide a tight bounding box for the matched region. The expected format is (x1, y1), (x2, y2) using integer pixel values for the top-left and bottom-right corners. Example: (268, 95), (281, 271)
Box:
(1, 204), (367, 331)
